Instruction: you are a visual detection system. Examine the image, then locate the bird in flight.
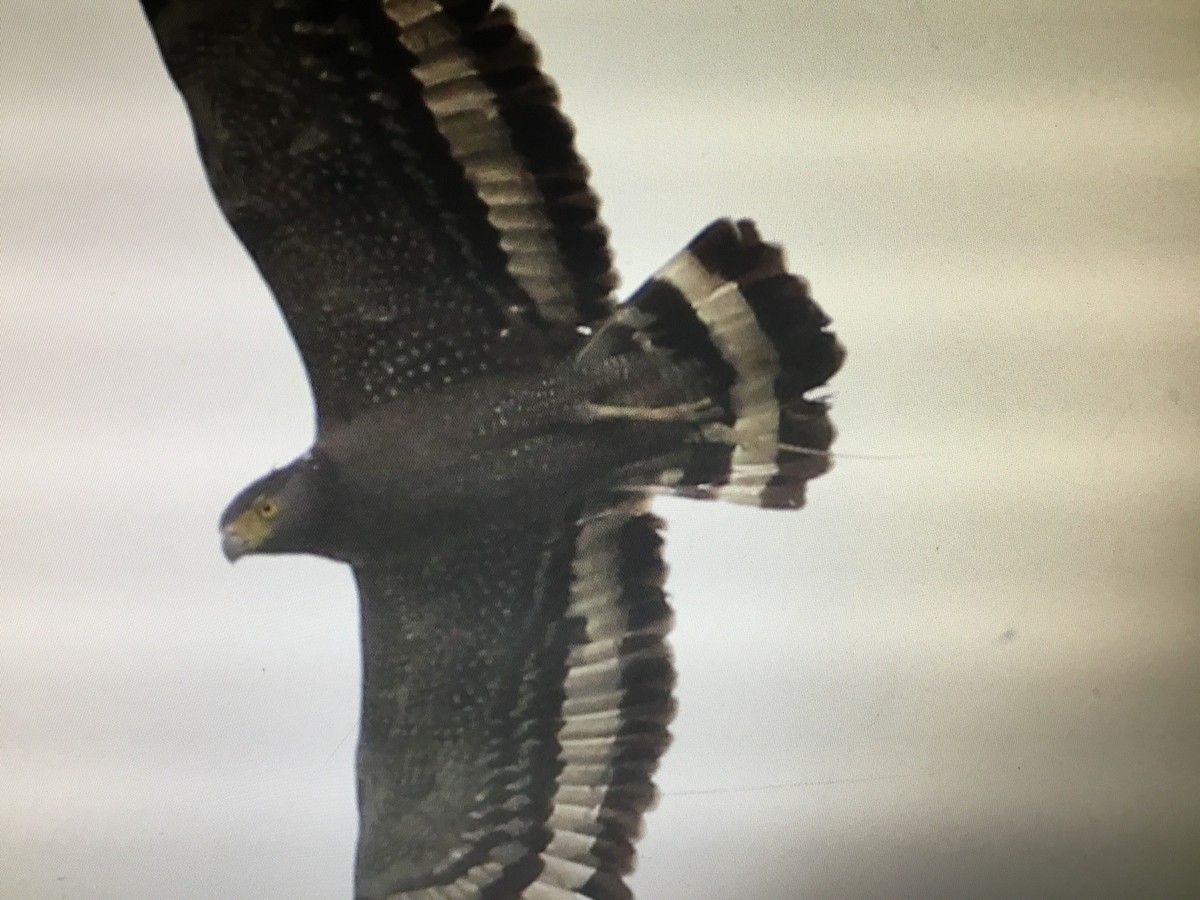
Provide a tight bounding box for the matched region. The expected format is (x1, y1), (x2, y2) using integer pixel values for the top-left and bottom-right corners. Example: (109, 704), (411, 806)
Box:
(140, 2), (844, 898)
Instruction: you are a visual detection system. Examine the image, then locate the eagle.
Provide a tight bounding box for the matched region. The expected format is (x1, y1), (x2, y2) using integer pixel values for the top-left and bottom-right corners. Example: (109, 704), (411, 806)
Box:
(139, 2), (845, 898)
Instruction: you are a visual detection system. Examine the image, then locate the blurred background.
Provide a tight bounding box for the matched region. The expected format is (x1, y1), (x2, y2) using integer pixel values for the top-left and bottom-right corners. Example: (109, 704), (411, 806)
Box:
(2, 1), (1197, 897)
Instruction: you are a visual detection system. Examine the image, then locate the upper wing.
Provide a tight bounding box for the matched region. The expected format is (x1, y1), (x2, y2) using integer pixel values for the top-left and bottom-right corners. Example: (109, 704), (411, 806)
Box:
(352, 494), (674, 900)
(141, 0), (617, 424)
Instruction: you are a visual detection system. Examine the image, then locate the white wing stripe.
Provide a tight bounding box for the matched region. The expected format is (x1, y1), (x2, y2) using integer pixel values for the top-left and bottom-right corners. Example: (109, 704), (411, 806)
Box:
(383, 0), (579, 323)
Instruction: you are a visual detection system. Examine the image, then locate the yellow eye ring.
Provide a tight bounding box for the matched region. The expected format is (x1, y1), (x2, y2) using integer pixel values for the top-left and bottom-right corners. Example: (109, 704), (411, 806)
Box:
(257, 498), (279, 519)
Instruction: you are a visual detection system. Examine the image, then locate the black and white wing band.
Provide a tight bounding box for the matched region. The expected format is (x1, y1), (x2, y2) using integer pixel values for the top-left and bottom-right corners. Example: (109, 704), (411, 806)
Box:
(141, 0), (616, 422)
(352, 494), (673, 900)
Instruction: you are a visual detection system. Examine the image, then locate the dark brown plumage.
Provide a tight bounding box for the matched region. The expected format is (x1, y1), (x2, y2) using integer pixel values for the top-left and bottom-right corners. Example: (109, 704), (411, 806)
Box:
(141, 2), (844, 898)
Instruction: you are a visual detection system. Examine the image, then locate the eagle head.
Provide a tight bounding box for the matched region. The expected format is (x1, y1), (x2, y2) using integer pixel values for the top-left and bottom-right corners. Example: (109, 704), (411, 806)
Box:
(219, 452), (337, 561)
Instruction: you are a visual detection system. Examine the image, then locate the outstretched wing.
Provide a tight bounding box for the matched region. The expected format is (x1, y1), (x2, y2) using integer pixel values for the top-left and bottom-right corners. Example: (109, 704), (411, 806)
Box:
(141, 0), (617, 424)
(352, 494), (673, 900)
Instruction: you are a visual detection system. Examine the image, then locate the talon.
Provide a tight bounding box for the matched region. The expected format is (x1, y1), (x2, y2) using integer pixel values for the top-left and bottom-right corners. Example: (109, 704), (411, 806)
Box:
(699, 423), (738, 444)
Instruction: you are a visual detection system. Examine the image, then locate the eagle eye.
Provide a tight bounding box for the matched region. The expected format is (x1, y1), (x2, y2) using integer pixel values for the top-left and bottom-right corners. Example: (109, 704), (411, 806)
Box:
(256, 498), (280, 519)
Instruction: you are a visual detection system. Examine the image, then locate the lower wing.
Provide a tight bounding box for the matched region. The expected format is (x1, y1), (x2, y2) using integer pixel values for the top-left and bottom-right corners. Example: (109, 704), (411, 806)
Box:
(352, 493), (674, 900)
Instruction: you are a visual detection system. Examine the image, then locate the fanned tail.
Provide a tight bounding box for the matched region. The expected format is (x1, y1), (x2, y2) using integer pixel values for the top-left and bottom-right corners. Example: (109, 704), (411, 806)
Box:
(583, 219), (845, 509)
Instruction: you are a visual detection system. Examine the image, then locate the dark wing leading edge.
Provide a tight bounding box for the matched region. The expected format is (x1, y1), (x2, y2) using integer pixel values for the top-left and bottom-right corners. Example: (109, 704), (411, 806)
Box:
(141, 0), (617, 424)
(352, 493), (674, 900)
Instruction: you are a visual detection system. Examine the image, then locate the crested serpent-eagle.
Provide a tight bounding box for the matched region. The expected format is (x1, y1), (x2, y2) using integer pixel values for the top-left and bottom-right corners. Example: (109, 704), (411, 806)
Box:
(139, 2), (845, 898)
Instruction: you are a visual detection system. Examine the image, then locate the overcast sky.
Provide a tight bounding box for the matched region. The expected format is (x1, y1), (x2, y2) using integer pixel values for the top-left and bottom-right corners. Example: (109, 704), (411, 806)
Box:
(3, 2), (1198, 898)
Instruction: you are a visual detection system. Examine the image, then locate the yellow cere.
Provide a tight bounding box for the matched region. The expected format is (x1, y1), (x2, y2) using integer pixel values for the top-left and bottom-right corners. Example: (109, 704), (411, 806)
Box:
(225, 498), (278, 549)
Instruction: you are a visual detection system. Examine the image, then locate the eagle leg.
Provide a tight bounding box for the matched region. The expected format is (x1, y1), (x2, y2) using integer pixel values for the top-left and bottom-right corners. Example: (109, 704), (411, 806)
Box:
(582, 398), (719, 423)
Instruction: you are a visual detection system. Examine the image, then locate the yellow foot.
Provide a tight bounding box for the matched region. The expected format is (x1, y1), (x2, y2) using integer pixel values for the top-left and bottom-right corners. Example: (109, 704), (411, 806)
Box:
(585, 398), (716, 423)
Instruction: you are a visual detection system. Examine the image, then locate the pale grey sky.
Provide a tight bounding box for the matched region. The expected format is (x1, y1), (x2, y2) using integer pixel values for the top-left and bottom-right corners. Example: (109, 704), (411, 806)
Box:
(3, 2), (1198, 898)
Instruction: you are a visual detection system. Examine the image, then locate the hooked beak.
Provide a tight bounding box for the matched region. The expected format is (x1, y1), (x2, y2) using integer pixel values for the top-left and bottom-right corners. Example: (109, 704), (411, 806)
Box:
(221, 528), (252, 562)
(220, 506), (272, 562)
